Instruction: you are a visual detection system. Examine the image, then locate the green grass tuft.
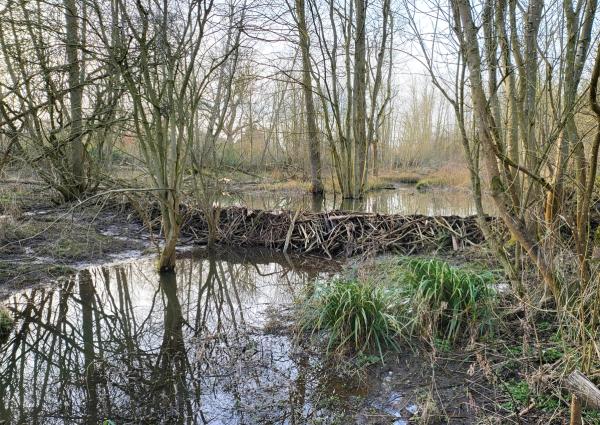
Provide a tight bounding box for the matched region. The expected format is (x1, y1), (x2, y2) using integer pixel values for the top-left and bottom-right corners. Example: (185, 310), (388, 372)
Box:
(299, 258), (499, 361)
(393, 258), (498, 341)
(300, 278), (403, 360)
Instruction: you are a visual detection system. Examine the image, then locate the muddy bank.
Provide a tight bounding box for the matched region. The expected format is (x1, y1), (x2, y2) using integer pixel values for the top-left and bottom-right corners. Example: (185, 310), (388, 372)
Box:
(0, 201), (148, 297)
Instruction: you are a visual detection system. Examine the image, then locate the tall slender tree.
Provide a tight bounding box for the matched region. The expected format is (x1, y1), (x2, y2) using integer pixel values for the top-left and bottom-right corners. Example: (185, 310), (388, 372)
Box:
(293, 0), (323, 194)
(63, 0), (85, 197)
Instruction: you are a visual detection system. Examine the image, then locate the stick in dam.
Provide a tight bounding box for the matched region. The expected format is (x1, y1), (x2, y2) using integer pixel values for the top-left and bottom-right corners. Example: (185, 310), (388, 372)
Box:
(182, 206), (501, 257)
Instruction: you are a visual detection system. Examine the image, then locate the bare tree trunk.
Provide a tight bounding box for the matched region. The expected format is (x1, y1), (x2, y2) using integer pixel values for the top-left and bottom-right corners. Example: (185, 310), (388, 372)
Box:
(64, 0), (85, 198)
(366, 0), (390, 180)
(158, 192), (181, 272)
(372, 140), (379, 176)
(295, 0), (323, 194)
(452, 0), (560, 301)
(352, 0), (367, 198)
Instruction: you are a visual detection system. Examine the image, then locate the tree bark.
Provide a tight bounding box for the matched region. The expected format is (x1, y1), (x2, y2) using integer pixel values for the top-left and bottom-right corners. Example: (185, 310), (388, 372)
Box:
(64, 0), (85, 198)
(158, 193), (180, 272)
(352, 0), (368, 198)
(295, 0), (323, 194)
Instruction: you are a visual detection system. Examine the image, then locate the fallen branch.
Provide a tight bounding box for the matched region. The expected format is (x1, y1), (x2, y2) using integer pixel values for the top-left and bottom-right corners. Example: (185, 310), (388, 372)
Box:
(0, 179), (47, 186)
(565, 370), (600, 410)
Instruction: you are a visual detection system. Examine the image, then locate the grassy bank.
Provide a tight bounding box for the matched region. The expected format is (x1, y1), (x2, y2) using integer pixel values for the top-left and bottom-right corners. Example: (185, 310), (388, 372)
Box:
(300, 257), (499, 357)
(415, 164), (472, 191)
(297, 255), (600, 424)
(242, 164), (472, 195)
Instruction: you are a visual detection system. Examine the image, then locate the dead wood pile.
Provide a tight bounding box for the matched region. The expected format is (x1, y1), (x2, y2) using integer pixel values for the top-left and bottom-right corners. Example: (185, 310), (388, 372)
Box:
(182, 206), (502, 257)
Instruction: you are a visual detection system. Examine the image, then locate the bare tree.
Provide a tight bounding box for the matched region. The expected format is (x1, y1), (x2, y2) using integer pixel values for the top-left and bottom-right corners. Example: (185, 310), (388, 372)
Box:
(292, 0), (324, 194)
(0, 0), (116, 200)
(63, 0), (85, 195)
(92, 0), (234, 271)
(443, 0), (600, 419)
(352, 0), (368, 197)
(305, 0), (393, 198)
(192, 2), (246, 249)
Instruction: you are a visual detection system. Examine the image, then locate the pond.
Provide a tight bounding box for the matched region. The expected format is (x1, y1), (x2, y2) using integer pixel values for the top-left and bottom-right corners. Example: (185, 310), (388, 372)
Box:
(0, 184), (491, 423)
(223, 185), (488, 216)
(0, 249), (405, 424)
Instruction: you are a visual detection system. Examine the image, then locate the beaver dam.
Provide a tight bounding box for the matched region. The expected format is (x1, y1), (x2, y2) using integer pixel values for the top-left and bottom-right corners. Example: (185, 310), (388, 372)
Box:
(181, 206), (501, 257)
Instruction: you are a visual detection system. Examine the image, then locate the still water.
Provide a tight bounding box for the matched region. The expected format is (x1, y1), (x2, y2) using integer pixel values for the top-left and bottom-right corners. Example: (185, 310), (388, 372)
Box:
(223, 186), (485, 216)
(0, 249), (360, 424)
(0, 187), (486, 424)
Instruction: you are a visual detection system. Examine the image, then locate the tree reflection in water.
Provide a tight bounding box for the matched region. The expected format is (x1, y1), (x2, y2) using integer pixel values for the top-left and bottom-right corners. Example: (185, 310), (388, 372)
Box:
(0, 250), (339, 424)
(223, 186), (490, 215)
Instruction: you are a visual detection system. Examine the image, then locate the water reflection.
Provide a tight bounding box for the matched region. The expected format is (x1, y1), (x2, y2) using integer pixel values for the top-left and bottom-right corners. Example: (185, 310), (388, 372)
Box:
(223, 186), (488, 216)
(0, 250), (342, 424)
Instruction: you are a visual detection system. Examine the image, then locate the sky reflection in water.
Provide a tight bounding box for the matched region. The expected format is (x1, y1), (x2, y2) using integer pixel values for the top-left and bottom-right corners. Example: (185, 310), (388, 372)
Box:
(222, 186), (489, 216)
(0, 250), (346, 424)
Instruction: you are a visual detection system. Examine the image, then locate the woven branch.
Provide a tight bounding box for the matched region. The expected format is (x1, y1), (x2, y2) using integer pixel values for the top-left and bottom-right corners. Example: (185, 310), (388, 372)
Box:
(182, 206), (503, 257)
